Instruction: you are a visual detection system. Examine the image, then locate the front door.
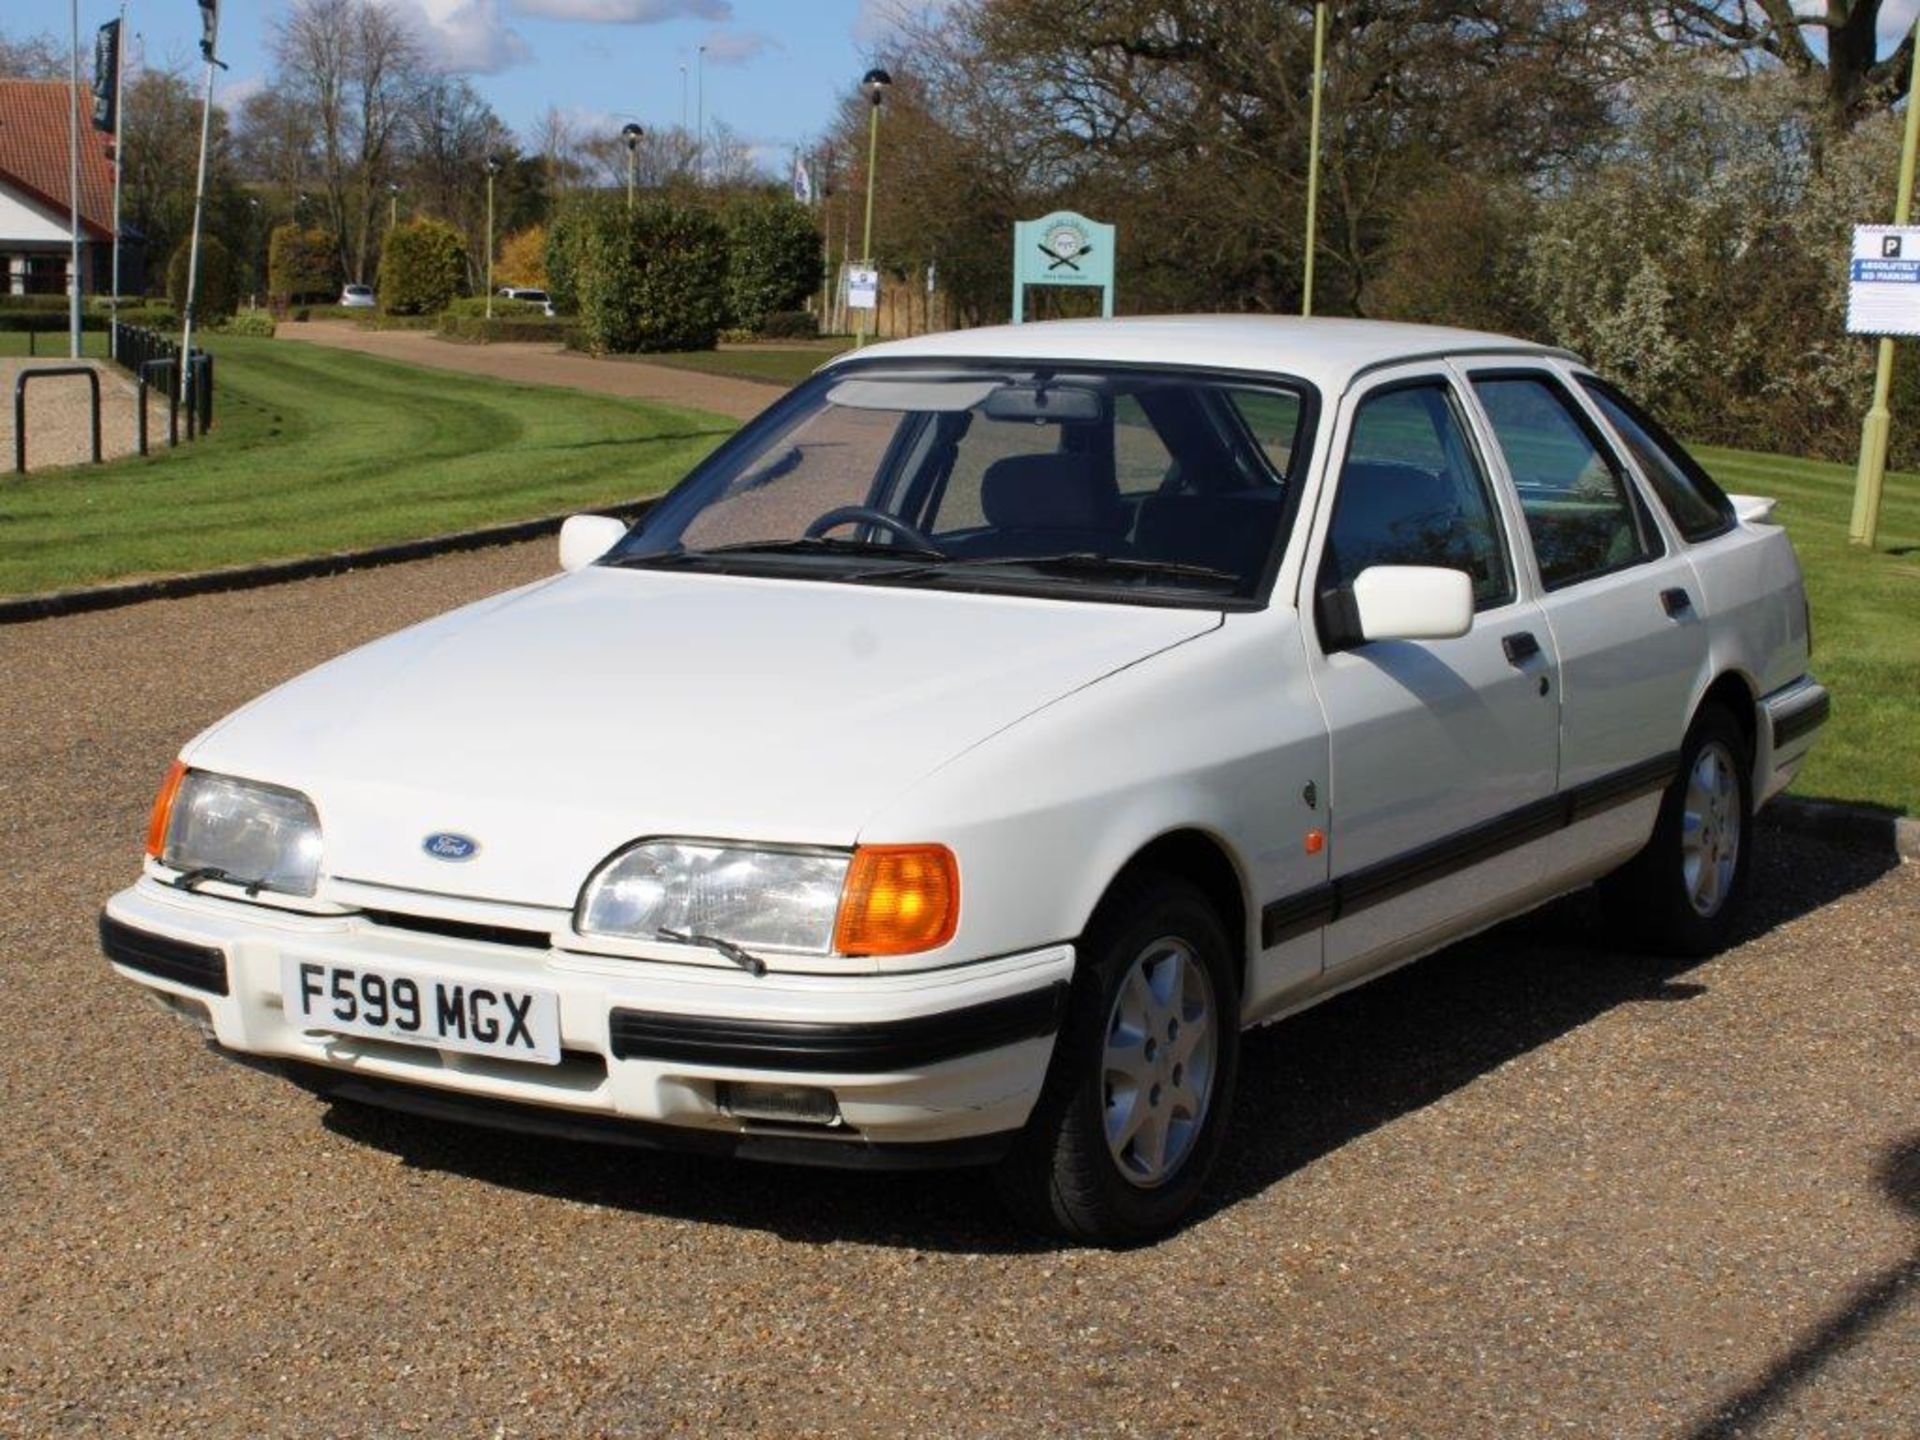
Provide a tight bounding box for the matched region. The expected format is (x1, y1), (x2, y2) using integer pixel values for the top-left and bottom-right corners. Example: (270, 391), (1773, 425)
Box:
(1301, 371), (1562, 976)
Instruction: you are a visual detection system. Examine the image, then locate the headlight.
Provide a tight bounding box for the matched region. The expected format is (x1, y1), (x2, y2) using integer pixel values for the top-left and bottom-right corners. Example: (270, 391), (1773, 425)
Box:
(577, 840), (849, 954)
(151, 766), (324, 898)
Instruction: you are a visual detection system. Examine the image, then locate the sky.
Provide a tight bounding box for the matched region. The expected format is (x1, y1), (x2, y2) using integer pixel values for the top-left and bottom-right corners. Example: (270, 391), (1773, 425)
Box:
(55, 0), (952, 174)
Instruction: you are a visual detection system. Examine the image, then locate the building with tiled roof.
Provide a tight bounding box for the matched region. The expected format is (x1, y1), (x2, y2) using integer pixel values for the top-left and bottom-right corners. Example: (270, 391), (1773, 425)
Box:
(0, 79), (123, 297)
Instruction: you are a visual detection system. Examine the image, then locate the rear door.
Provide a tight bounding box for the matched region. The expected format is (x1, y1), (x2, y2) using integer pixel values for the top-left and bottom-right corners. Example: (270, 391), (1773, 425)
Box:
(1457, 365), (1708, 798)
(1300, 368), (1561, 977)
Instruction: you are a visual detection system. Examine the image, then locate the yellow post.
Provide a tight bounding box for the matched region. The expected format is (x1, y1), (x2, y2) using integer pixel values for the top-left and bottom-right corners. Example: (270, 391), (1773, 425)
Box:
(1302, 1), (1327, 318)
(1850, 21), (1920, 548)
(857, 100), (880, 349)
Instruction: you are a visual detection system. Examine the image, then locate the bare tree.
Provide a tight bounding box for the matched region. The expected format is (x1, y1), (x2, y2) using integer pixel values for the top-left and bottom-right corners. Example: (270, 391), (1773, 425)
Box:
(271, 0), (422, 282)
(0, 27), (66, 78)
(1654, 1), (1913, 128)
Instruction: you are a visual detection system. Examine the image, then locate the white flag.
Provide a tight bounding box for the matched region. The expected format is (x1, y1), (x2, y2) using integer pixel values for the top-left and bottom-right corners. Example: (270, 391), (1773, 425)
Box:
(791, 152), (814, 206)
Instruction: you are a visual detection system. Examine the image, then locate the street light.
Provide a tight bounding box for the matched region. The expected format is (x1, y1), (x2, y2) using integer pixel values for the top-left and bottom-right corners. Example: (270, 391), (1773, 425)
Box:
(248, 196), (262, 308)
(621, 122), (644, 210)
(388, 181), (400, 232)
(484, 154), (501, 319)
(696, 44), (707, 183)
(855, 67), (890, 349)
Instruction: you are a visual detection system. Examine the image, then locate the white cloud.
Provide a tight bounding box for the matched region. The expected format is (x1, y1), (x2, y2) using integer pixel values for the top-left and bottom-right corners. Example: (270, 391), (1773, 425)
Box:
(384, 0), (533, 74)
(700, 27), (778, 67)
(509, 0), (730, 22)
(217, 74), (266, 108)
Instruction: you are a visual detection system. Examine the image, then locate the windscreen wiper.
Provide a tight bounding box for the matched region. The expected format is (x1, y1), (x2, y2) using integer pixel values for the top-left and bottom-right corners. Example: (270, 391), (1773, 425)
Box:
(655, 927), (769, 977)
(609, 535), (947, 568)
(848, 551), (1243, 588)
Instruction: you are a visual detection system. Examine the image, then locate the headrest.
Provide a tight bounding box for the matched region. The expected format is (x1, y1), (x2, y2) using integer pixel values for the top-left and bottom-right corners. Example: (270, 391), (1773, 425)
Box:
(980, 452), (1116, 531)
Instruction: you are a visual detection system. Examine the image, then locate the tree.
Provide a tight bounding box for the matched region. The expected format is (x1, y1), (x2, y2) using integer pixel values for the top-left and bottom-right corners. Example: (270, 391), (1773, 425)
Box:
(167, 234), (239, 322)
(574, 201), (728, 353)
(120, 65), (247, 297)
(378, 217), (467, 315)
(723, 196), (821, 332)
(268, 223), (339, 304)
(0, 27), (65, 78)
(1653, 1), (1914, 128)
(496, 226), (548, 289)
(272, 0), (423, 284)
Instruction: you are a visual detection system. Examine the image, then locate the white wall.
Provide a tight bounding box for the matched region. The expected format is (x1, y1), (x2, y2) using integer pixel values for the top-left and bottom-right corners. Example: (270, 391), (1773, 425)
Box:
(0, 179), (75, 245)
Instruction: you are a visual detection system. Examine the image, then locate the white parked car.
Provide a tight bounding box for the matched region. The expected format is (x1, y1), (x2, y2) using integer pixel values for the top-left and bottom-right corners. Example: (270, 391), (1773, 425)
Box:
(103, 317), (1827, 1242)
(498, 286), (556, 317)
(339, 284), (376, 309)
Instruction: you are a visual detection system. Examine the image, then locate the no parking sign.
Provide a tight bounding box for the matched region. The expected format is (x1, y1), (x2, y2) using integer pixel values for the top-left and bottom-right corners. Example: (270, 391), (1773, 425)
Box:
(1847, 225), (1920, 335)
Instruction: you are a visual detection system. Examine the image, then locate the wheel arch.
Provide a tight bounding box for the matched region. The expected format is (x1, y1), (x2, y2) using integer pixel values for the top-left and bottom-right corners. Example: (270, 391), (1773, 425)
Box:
(1090, 827), (1252, 997)
(1693, 668), (1759, 765)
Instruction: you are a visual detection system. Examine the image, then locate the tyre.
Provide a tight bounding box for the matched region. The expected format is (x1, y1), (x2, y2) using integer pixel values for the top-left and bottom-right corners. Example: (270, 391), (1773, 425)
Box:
(1601, 704), (1754, 956)
(996, 873), (1239, 1245)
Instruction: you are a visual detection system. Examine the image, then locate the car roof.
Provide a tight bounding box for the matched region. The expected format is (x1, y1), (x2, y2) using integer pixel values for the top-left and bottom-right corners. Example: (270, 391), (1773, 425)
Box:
(839, 315), (1577, 393)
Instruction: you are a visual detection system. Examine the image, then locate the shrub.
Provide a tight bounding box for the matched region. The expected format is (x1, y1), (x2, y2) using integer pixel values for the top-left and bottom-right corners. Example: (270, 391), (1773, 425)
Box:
(545, 195), (620, 315)
(378, 217), (468, 316)
(759, 308), (818, 340)
(444, 295), (543, 318)
(574, 200), (728, 354)
(497, 225), (548, 289)
(166, 233), (238, 323)
(292, 307), (311, 322)
(268, 224), (338, 306)
(436, 313), (572, 344)
(723, 196), (820, 333)
(220, 310), (277, 338)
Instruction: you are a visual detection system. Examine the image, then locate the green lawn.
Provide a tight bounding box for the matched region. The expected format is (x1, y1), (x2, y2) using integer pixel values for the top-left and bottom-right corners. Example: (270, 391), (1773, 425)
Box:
(1693, 445), (1918, 814)
(0, 331), (113, 358)
(0, 332), (733, 595)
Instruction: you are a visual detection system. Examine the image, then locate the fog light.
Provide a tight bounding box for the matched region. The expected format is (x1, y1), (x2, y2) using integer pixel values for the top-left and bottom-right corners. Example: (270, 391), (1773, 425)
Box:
(717, 1081), (842, 1127)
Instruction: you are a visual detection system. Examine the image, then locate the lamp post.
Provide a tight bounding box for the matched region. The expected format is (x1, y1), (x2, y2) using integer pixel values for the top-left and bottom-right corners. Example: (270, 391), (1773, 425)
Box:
(621, 122), (644, 209)
(388, 181), (400, 232)
(1302, 0), (1327, 317)
(484, 154), (500, 319)
(696, 45), (707, 183)
(248, 196), (261, 308)
(855, 67), (890, 349)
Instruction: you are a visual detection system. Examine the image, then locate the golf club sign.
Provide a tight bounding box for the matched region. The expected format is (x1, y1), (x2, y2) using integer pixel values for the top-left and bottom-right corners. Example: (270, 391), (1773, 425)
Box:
(1012, 210), (1115, 322)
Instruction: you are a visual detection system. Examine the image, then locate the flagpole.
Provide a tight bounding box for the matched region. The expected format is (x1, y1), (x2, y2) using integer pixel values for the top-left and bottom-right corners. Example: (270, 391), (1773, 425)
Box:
(68, 0), (83, 358)
(110, 6), (126, 357)
(180, 6), (219, 412)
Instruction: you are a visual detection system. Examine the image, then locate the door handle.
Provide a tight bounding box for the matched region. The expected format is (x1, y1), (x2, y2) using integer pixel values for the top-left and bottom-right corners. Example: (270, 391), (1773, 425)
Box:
(1661, 587), (1692, 617)
(1501, 631), (1540, 665)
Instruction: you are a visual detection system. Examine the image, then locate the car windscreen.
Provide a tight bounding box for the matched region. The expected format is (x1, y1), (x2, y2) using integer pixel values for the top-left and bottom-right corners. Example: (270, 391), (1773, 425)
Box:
(604, 364), (1314, 605)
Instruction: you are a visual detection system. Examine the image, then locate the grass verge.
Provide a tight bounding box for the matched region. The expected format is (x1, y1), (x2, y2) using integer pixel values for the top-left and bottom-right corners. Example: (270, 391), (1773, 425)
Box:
(0, 332), (733, 596)
(1696, 444), (1918, 813)
(627, 345), (845, 387)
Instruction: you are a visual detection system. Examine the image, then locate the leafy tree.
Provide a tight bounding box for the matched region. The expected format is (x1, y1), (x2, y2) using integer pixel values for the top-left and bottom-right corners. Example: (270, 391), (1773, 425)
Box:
(723, 196), (820, 332)
(574, 201), (728, 353)
(167, 234), (239, 322)
(378, 217), (467, 315)
(268, 223), (340, 304)
(497, 225), (548, 289)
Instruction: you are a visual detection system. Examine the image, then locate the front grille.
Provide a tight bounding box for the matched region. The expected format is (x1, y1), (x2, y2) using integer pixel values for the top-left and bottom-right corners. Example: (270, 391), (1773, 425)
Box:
(100, 914), (229, 996)
(361, 909), (552, 950)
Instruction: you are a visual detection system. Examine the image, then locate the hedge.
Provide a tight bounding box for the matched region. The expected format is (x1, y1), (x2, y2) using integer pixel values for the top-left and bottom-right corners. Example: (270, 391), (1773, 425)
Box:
(166, 233), (238, 322)
(723, 196), (820, 333)
(436, 313), (574, 344)
(574, 200), (728, 354)
(268, 224), (338, 305)
(443, 296), (544, 318)
(759, 308), (818, 340)
(220, 310), (276, 338)
(379, 217), (468, 316)
(0, 304), (173, 332)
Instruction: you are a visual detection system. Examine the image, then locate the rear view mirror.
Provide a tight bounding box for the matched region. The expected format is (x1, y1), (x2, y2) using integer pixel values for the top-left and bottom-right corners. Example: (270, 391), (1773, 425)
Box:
(1319, 565), (1474, 650)
(558, 513), (628, 572)
(982, 383), (1105, 424)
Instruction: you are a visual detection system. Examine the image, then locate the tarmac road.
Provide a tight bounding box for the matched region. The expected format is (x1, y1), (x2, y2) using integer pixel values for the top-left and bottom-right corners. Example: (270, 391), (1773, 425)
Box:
(0, 541), (1913, 1438)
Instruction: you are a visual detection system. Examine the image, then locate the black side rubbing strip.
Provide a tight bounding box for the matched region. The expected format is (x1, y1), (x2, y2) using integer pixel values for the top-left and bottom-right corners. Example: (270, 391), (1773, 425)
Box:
(1259, 753), (1680, 946)
(1771, 693), (1831, 749)
(608, 981), (1069, 1073)
(99, 914), (229, 996)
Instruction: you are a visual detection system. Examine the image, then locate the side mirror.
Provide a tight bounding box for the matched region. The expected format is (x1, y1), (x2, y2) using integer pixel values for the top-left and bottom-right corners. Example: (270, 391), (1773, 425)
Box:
(1318, 565), (1474, 649)
(558, 513), (628, 572)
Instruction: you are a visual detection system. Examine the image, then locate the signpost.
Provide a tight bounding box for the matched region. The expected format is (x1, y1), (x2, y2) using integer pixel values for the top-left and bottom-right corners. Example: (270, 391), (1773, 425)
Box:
(846, 265), (879, 316)
(1011, 211), (1115, 323)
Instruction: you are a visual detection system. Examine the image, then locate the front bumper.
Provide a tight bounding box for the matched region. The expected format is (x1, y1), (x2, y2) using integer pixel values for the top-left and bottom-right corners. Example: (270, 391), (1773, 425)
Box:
(102, 879), (1073, 1166)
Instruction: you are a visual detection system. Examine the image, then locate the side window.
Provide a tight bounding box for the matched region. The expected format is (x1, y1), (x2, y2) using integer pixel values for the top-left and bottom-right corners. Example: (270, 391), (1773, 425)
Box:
(1578, 377), (1735, 542)
(1321, 382), (1514, 610)
(1472, 374), (1658, 590)
(1223, 389), (1302, 475)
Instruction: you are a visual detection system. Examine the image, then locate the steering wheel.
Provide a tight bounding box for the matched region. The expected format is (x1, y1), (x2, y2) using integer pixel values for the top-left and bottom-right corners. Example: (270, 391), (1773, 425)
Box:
(803, 505), (940, 553)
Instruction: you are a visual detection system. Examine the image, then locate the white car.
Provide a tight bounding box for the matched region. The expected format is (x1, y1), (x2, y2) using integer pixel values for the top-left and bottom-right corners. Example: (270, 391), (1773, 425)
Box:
(499, 286), (556, 317)
(103, 317), (1827, 1242)
(339, 284), (376, 309)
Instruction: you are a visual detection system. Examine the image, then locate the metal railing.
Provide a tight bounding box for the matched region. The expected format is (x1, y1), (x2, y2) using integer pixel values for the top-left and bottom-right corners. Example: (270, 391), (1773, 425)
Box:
(13, 367), (101, 474)
(111, 322), (212, 436)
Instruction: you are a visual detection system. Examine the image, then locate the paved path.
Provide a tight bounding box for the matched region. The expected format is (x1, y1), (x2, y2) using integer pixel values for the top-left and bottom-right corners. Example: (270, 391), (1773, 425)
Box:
(0, 542), (1914, 1437)
(276, 320), (778, 421)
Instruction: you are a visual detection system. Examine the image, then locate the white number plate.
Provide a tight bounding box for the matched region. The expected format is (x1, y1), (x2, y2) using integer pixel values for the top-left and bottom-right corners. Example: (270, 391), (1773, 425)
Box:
(281, 957), (562, 1065)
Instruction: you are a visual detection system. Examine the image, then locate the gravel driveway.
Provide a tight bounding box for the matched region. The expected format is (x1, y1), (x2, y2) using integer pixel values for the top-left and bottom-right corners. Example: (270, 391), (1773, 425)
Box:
(1, 543), (1914, 1438)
